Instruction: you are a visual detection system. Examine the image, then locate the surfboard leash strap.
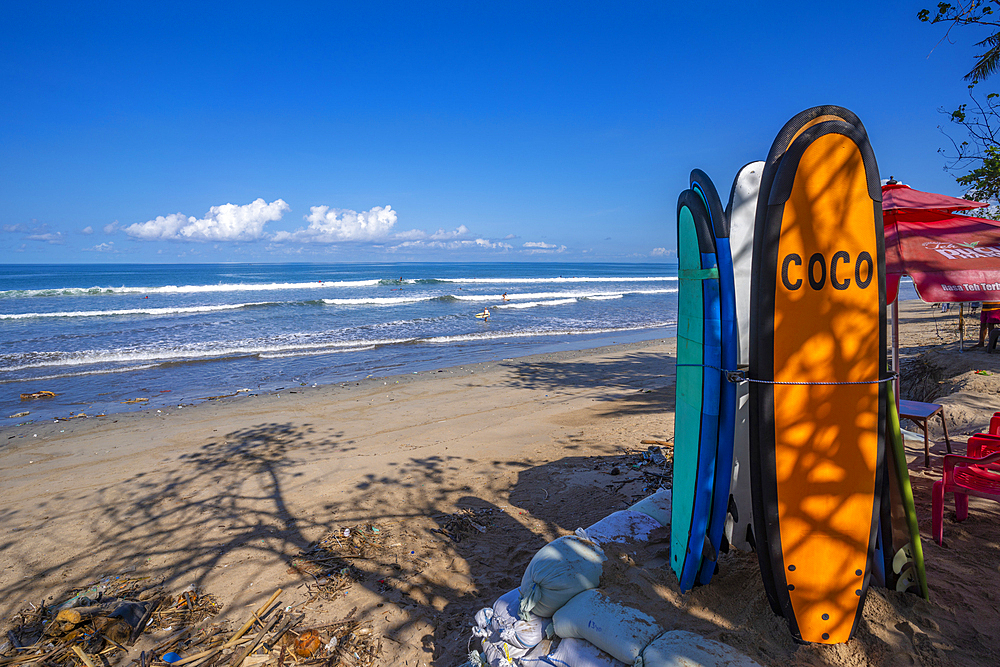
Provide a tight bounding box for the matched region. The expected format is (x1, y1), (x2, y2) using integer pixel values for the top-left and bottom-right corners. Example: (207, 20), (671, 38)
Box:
(678, 267), (720, 280)
(676, 364), (898, 386)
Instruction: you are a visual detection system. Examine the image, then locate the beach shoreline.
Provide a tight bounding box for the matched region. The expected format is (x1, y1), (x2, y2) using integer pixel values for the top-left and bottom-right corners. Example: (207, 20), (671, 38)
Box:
(0, 337), (678, 652)
(2, 302), (999, 666)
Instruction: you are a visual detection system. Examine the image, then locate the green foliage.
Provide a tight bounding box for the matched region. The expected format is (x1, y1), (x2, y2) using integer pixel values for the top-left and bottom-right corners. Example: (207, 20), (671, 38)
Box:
(955, 146), (1000, 215)
(938, 88), (1000, 216)
(922, 1), (1000, 213)
(919, 1), (1000, 81)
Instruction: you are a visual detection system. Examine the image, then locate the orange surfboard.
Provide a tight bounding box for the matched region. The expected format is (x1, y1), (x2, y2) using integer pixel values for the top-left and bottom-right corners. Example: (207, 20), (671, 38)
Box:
(749, 107), (886, 644)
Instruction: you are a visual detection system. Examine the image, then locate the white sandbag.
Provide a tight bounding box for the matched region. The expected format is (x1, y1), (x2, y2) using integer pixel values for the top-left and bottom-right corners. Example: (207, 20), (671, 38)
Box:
(519, 535), (606, 619)
(582, 510), (663, 545)
(491, 588), (522, 629)
(526, 637), (627, 667)
(629, 489), (672, 527)
(639, 630), (762, 667)
(518, 638), (556, 666)
(552, 589), (663, 665)
(473, 607), (494, 637)
(481, 638), (524, 666)
(486, 588), (551, 650)
(500, 618), (550, 651)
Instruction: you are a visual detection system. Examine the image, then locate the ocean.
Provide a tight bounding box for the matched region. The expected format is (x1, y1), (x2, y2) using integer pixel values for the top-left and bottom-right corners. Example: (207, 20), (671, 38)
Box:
(0, 262), (680, 423)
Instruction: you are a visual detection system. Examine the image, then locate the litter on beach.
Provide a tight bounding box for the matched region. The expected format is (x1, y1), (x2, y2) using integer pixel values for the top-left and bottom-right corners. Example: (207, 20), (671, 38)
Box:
(20, 391), (56, 401)
(1, 583), (381, 667)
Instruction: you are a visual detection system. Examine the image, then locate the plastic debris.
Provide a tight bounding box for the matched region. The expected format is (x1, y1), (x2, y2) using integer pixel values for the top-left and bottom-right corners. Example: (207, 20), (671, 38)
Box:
(20, 391), (56, 401)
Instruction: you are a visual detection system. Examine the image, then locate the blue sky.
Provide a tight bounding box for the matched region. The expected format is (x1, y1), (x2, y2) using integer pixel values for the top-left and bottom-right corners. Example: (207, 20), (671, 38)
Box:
(0, 2), (991, 263)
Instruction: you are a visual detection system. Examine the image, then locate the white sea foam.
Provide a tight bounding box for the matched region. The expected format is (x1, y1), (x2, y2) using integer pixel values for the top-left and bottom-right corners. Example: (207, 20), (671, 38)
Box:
(452, 287), (675, 302)
(258, 345), (376, 359)
(0, 279), (380, 299)
(495, 298), (578, 309)
(435, 276), (676, 284)
(587, 294), (624, 301)
(0, 302), (273, 320)
(424, 323), (671, 344)
(0, 337), (414, 372)
(0, 363), (162, 385)
(323, 296), (433, 306)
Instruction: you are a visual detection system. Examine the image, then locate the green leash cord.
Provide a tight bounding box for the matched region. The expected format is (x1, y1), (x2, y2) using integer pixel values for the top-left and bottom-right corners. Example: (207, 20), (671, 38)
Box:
(887, 383), (930, 600)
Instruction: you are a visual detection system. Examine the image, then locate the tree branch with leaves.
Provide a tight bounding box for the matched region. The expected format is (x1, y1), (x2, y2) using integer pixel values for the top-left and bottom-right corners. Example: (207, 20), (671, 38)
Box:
(921, 2), (1000, 213)
(920, 1), (1000, 81)
(941, 89), (1000, 213)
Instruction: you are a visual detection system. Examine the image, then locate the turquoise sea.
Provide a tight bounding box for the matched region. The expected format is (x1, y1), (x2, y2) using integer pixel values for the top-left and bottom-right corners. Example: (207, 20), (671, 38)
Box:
(0, 262), (681, 422)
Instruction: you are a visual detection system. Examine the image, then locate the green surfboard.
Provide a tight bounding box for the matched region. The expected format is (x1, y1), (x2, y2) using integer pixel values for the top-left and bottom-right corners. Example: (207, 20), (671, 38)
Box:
(886, 383), (929, 599)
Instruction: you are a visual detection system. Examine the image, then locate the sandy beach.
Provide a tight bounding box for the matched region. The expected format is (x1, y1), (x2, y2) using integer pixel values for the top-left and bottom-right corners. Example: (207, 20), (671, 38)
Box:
(2, 300), (999, 667)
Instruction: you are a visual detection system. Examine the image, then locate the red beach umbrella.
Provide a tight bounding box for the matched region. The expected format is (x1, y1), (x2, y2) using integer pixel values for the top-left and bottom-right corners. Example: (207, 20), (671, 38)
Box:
(882, 181), (987, 215)
(882, 182), (1000, 303)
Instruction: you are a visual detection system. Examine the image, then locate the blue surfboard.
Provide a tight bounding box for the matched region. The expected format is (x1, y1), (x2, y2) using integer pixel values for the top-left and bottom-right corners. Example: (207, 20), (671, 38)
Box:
(672, 187), (722, 592)
(690, 170), (738, 586)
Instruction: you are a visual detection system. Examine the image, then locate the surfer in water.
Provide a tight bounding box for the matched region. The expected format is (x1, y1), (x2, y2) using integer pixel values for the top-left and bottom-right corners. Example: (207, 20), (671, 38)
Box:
(502, 292), (508, 302)
(478, 307), (490, 322)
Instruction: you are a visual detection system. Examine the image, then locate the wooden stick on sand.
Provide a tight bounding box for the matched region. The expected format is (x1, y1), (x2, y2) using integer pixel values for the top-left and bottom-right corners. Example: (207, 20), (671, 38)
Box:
(173, 590), (282, 667)
(71, 646), (98, 667)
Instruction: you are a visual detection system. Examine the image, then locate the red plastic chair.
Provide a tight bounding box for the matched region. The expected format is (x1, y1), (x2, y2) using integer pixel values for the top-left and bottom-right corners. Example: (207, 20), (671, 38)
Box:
(990, 411), (1000, 436)
(932, 436), (1000, 545)
(967, 432), (1000, 458)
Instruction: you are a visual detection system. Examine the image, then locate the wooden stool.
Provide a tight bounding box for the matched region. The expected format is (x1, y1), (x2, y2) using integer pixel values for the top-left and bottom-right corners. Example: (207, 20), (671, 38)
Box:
(899, 399), (952, 467)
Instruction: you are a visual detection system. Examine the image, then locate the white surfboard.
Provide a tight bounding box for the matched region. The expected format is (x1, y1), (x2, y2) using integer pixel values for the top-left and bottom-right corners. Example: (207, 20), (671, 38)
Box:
(724, 161), (763, 552)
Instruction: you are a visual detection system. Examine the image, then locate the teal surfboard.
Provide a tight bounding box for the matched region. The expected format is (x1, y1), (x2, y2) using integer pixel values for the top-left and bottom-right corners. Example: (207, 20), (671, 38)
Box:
(672, 188), (722, 592)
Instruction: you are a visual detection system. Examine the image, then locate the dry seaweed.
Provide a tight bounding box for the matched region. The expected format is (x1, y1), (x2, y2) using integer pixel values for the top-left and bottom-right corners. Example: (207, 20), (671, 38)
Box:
(151, 590), (222, 630)
(1, 577), (383, 667)
(0, 576), (221, 667)
(429, 507), (495, 543)
(287, 525), (386, 600)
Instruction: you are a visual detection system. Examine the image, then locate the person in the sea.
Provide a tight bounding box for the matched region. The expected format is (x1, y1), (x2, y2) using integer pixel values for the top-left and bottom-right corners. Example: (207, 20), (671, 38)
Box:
(979, 301), (1000, 346)
(502, 292), (508, 302)
(479, 307), (490, 321)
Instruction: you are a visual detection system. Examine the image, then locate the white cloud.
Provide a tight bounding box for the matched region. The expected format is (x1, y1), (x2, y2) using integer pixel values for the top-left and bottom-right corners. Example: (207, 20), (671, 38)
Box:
(430, 225), (469, 240)
(476, 238), (512, 250)
(27, 232), (66, 244)
(84, 242), (118, 253)
(389, 237), (513, 252)
(388, 225), (469, 243)
(104, 221), (120, 234)
(3, 221), (64, 244)
(274, 205), (397, 243)
(650, 247), (675, 258)
(125, 198), (289, 242)
(82, 226), (94, 235)
(522, 241), (566, 254)
(394, 229), (428, 241)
